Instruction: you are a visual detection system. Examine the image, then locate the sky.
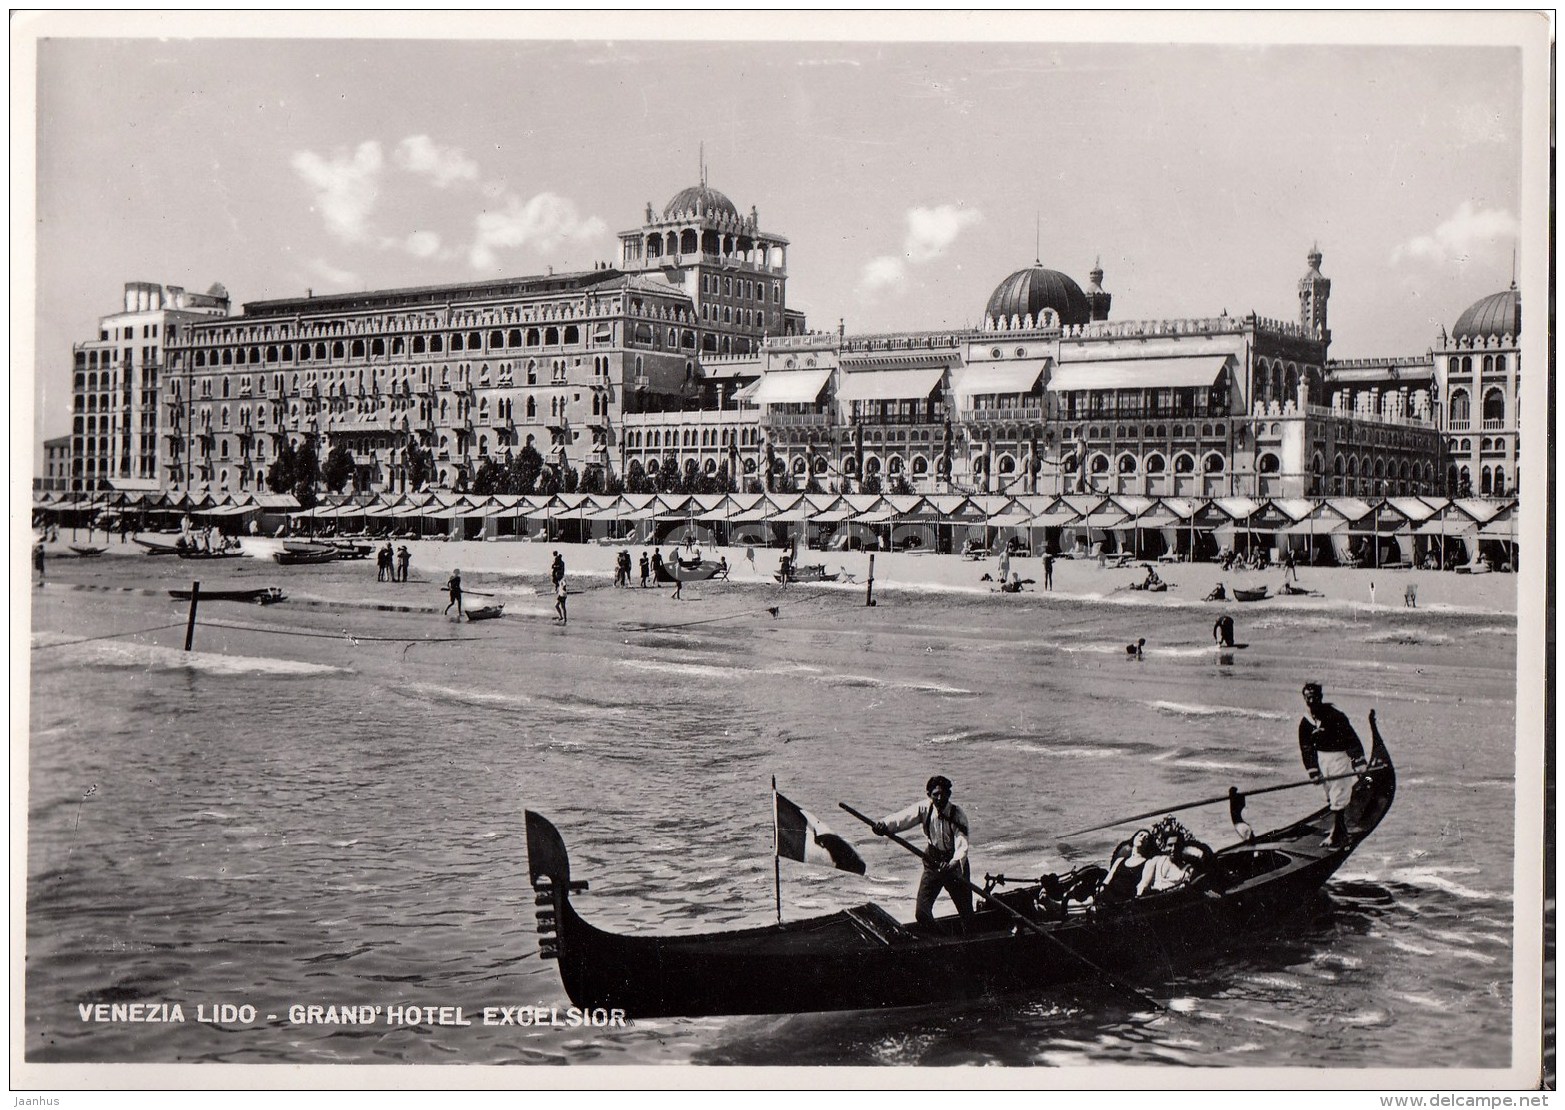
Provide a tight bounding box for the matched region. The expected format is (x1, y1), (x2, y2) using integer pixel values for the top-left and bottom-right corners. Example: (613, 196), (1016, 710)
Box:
(25, 19), (1532, 454)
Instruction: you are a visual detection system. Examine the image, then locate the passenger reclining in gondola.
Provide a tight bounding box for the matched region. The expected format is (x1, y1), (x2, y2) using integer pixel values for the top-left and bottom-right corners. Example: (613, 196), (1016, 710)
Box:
(1094, 829), (1158, 904)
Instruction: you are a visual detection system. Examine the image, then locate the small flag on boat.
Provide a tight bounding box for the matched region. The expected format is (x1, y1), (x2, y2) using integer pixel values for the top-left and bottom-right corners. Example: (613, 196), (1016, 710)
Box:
(775, 791), (866, 874)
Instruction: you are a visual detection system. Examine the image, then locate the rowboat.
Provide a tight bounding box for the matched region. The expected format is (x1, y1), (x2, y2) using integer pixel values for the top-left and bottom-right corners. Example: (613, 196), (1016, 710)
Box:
(329, 542), (373, 560)
(526, 717), (1395, 1018)
(775, 563), (840, 584)
(656, 558), (724, 583)
(1232, 585), (1269, 602)
(273, 549), (339, 566)
(465, 604), (504, 621)
(69, 545), (106, 557)
(131, 535), (182, 556)
(177, 547), (244, 560)
(283, 541), (337, 556)
(168, 586), (286, 605)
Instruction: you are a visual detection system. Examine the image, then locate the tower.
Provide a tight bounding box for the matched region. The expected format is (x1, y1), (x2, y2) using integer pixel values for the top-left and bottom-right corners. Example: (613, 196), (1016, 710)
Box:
(1299, 243), (1331, 341)
(1086, 257), (1113, 322)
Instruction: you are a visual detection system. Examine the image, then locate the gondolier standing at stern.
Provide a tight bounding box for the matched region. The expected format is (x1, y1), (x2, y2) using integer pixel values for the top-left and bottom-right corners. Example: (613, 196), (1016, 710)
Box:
(872, 776), (974, 927)
(1298, 681), (1367, 848)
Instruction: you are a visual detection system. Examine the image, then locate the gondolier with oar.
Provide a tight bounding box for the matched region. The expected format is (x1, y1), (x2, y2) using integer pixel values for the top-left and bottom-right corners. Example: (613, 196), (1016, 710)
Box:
(1299, 681), (1367, 848)
(872, 775), (974, 928)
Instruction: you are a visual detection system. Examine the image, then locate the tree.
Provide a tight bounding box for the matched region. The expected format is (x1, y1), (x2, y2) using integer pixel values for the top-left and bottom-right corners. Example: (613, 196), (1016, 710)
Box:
(562, 465), (580, 494)
(889, 474), (913, 496)
(625, 459), (648, 495)
(860, 472), (883, 495)
(579, 464), (606, 496)
(471, 457), (506, 495)
(535, 465), (561, 497)
(292, 439), (322, 509)
(323, 444), (355, 494)
(267, 437), (297, 495)
(404, 439), (433, 492)
(658, 452), (683, 493)
(715, 461), (735, 494)
(508, 443), (545, 495)
(681, 458), (701, 493)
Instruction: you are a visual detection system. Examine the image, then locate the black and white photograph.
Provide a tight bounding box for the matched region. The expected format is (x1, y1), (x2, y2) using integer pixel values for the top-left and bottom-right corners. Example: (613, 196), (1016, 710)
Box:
(14, 11), (1551, 1094)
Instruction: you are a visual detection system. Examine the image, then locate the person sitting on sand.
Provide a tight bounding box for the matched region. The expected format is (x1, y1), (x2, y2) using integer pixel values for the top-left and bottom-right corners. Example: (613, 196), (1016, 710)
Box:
(1140, 564), (1163, 590)
(1205, 583), (1227, 602)
(1125, 637), (1146, 658)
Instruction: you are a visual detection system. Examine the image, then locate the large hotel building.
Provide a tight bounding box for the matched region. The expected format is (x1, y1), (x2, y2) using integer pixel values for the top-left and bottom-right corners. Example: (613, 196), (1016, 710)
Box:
(64, 182), (1519, 502)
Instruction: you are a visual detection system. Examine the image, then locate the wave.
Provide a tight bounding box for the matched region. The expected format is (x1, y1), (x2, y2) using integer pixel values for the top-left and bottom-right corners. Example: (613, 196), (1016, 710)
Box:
(618, 659), (754, 681)
(1170, 757), (1282, 776)
(64, 640), (345, 677)
(1388, 867), (1512, 903)
(1360, 629), (1455, 646)
(396, 683), (534, 710)
(1149, 700), (1288, 721)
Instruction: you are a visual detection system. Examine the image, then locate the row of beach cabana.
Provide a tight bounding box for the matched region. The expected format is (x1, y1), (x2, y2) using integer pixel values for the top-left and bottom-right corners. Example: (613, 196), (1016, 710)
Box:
(34, 488), (1519, 569)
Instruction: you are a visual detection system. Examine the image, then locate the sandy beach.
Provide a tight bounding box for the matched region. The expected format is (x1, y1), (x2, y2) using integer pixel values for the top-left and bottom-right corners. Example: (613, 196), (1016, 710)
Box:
(40, 531), (1519, 618)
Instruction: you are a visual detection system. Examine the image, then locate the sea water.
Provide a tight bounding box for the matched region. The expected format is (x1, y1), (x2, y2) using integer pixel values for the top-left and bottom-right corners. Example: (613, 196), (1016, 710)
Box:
(24, 560), (1521, 1068)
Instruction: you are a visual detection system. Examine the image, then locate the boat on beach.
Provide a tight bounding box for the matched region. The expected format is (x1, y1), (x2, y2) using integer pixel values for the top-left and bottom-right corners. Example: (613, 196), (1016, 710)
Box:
(273, 548), (339, 566)
(168, 586), (286, 605)
(1233, 585), (1270, 602)
(465, 603), (505, 621)
(68, 545), (106, 557)
(131, 535), (182, 555)
(526, 717), (1395, 1018)
(657, 557), (725, 583)
(177, 547), (244, 560)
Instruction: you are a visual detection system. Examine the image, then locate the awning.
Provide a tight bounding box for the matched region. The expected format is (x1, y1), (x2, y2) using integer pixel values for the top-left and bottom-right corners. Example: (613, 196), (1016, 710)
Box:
(986, 511), (1037, 528)
(835, 367), (945, 402)
(1030, 509), (1084, 527)
(955, 360), (1049, 396)
(729, 506), (773, 523)
(748, 368), (832, 405)
(1047, 355), (1232, 392)
(808, 508), (856, 524)
(852, 510), (895, 524)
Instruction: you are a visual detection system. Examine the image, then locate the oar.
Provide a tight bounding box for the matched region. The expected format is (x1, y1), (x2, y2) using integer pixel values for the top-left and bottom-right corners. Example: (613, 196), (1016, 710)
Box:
(1056, 763), (1386, 839)
(838, 803), (1163, 1013)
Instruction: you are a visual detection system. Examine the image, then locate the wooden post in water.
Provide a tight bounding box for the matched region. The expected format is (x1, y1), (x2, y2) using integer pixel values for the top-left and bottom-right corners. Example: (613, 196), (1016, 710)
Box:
(865, 553), (876, 607)
(184, 581), (201, 651)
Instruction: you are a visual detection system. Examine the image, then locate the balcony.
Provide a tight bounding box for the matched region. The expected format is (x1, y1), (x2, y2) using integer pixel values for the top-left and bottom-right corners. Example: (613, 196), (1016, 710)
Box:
(1482, 419), (1506, 430)
(960, 406), (1044, 425)
(761, 411), (830, 428)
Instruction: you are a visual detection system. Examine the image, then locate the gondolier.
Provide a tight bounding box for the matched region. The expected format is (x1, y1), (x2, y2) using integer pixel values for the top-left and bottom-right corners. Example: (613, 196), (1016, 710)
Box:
(872, 775), (973, 927)
(1298, 681), (1367, 847)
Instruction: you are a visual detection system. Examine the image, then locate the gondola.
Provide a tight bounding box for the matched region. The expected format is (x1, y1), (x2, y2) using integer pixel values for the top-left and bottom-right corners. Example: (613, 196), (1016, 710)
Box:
(168, 586), (286, 605)
(1232, 585), (1269, 602)
(526, 716), (1395, 1018)
(465, 604), (504, 621)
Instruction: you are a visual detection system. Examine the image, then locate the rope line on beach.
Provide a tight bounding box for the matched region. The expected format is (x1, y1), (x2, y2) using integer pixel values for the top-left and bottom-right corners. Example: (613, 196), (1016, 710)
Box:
(31, 621), (189, 651)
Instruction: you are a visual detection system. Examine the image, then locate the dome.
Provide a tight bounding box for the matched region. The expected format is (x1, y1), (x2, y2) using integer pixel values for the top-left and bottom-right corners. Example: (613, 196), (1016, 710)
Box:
(985, 265), (1092, 327)
(663, 184), (739, 221)
(1452, 286), (1520, 340)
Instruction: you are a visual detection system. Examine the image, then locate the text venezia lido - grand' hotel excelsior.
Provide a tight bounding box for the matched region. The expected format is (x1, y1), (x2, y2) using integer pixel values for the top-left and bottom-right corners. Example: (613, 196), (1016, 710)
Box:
(67, 180), (1521, 502)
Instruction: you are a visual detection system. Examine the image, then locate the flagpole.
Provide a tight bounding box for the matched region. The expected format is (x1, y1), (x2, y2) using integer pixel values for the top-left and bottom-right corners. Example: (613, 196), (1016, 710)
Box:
(772, 776), (782, 924)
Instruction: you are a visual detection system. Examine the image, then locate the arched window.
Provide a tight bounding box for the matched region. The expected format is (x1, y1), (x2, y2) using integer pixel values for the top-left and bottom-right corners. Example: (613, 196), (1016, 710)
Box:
(1144, 453), (1166, 474)
(1483, 388), (1505, 424)
(1203, 452), (1225, 474)
(1493, 466), (1506, 495)
(1173, 452), (1195, 474)
(1257, 453), (1281, 473)
(1088, 453), (1110, 475)
(1449, 388), (1470, 426)
(1117, 453), (1137, 474)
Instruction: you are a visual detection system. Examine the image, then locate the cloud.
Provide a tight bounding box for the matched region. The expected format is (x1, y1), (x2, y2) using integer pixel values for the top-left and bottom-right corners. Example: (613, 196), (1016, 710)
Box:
(859, 204), (982, 294)
(402, 231), (441, 258)
(290, 141), (384, 243)
(860, 256), (908, 292)
(1393, 202), (1519, 265)
(395, 135), (479, 189)
(305, 257), (360, 288)
(468, 192), (608, 270)
(904, 204), (982, 262)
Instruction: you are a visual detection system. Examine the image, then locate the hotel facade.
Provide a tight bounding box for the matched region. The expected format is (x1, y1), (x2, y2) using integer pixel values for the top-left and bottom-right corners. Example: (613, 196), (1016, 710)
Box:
(63, 182), (1519, 503)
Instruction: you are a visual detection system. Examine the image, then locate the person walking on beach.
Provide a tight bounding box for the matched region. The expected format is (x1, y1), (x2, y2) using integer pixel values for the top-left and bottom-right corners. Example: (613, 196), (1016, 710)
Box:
(444, 568), (464, 618)
(1282, 548), (1298, 582)
(1043, 551), (1055, 591)
(872, 775), (973, 928)
(639, 551), (651, 588)
(33, 540), (45, 587)
(998, 546), (1011, 586)
(397, 545), (411, 583)
(1298, 682), (1367, 848)
(650, 549), (665, 585)
(377, 543), (393, 582)
(553, 576), (568, 624)
(671, 568), (684, 600)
